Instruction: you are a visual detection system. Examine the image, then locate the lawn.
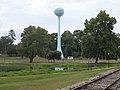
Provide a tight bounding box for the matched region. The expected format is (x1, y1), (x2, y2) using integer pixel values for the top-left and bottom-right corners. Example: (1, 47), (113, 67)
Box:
(0, 68), (118, 90)
(0, 57), (119, 90)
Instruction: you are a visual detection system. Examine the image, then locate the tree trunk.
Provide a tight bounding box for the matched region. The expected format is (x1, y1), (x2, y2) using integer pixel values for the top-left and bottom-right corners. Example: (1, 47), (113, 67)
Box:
(95, 56), (99, 64)
(53, 59), (55, 63)
(115, 55), (118, 61)
(30, 58), (33, 63)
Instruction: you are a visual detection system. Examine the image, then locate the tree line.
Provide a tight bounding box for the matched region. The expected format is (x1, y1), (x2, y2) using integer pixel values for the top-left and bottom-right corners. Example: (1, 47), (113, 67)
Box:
(0, 30), (16, 56)
(0, 10), (120, 63)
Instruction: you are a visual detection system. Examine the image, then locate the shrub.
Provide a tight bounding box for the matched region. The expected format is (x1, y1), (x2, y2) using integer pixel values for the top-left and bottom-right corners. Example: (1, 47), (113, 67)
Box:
(46, 51), (61, 62)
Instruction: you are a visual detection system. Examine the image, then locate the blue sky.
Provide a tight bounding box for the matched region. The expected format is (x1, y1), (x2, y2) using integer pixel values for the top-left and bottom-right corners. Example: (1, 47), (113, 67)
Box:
(0, 0), (120, 44)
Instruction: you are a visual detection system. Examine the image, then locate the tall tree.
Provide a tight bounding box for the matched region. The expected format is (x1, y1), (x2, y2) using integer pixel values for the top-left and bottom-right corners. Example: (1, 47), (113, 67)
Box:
(73, 30), (84, 57)
(49, 33), (57, 51)
(0, 36), (12, 54)
(82, 10), (117, 63)
(16, 43), (24, 57)
(0, 30), (16, 55)
(9, 29), (16, 41)
(7, 44), (17, 56)
(115, 33), (120, 59)
(62, 30), (75, 58)
(18, 25), (50, 63)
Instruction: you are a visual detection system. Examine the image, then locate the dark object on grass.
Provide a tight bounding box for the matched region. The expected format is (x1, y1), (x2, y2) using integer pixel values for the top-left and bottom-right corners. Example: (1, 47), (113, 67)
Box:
(47, 51), (61, 62)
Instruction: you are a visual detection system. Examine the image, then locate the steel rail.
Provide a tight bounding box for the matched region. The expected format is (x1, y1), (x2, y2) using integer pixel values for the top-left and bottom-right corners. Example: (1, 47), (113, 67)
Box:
(73, 69), (120, 90)
(104, 78), (120, 90)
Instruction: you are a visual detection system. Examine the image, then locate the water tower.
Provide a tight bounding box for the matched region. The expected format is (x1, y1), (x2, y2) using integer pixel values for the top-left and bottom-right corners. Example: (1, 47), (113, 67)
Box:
(54, 7), (64, 59)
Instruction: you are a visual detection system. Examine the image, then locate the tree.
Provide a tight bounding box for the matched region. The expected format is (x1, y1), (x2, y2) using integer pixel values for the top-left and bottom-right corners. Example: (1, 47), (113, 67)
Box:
(0, 30), (16, 55)
(114, 33), (120, 59)
(9, 29), (16, 41)
(73, 30), (84, 57)
(46, 51), (61, 62)
(7, 44), (17, 56)
(16, 43), (24, 58)
(49, 33), (57, 51)
(82, 10), (117, 63)
(81, 34), (95, 59)
(18, 25), (50, 63)
(62, 30), (75, 58)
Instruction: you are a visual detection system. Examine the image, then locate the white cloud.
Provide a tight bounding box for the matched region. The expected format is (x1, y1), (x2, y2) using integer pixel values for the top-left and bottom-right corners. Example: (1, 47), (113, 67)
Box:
(0, 0), (120, 44)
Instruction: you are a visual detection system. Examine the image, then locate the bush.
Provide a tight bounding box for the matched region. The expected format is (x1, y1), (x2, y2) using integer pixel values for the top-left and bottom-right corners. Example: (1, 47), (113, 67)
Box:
(46, 51), (61, 61)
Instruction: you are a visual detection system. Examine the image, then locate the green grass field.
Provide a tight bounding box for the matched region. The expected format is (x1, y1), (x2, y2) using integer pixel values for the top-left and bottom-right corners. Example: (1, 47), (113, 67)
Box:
(0, 68), (118, 90)
(0, 57), (119, 90)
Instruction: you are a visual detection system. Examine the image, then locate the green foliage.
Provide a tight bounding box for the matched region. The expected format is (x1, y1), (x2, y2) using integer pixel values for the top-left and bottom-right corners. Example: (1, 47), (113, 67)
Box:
(62, 30), (76, 57)
(73, 30), (84, 57)
(48, 30), (84, 58)
(7, 44), (17, 56)
(49, 33), (57, 51)
(46, 51), (61, 61)
(8, 29), (16, 40)
(0, 30), (16, 55)
(81, 34), (95, 58)
(115, 33), (120, 58)
(17, 25), (50, 62)
(16, 43), (24, 57)
(82, 10), (117, 63)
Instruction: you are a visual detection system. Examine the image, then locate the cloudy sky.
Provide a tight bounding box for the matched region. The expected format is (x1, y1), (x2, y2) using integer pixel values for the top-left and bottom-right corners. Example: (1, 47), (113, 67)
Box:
(0, 0), (120, 44)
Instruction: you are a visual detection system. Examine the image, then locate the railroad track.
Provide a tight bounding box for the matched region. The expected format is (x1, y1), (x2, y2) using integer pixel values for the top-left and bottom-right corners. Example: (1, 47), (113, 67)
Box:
(72, 69), (120, 90)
